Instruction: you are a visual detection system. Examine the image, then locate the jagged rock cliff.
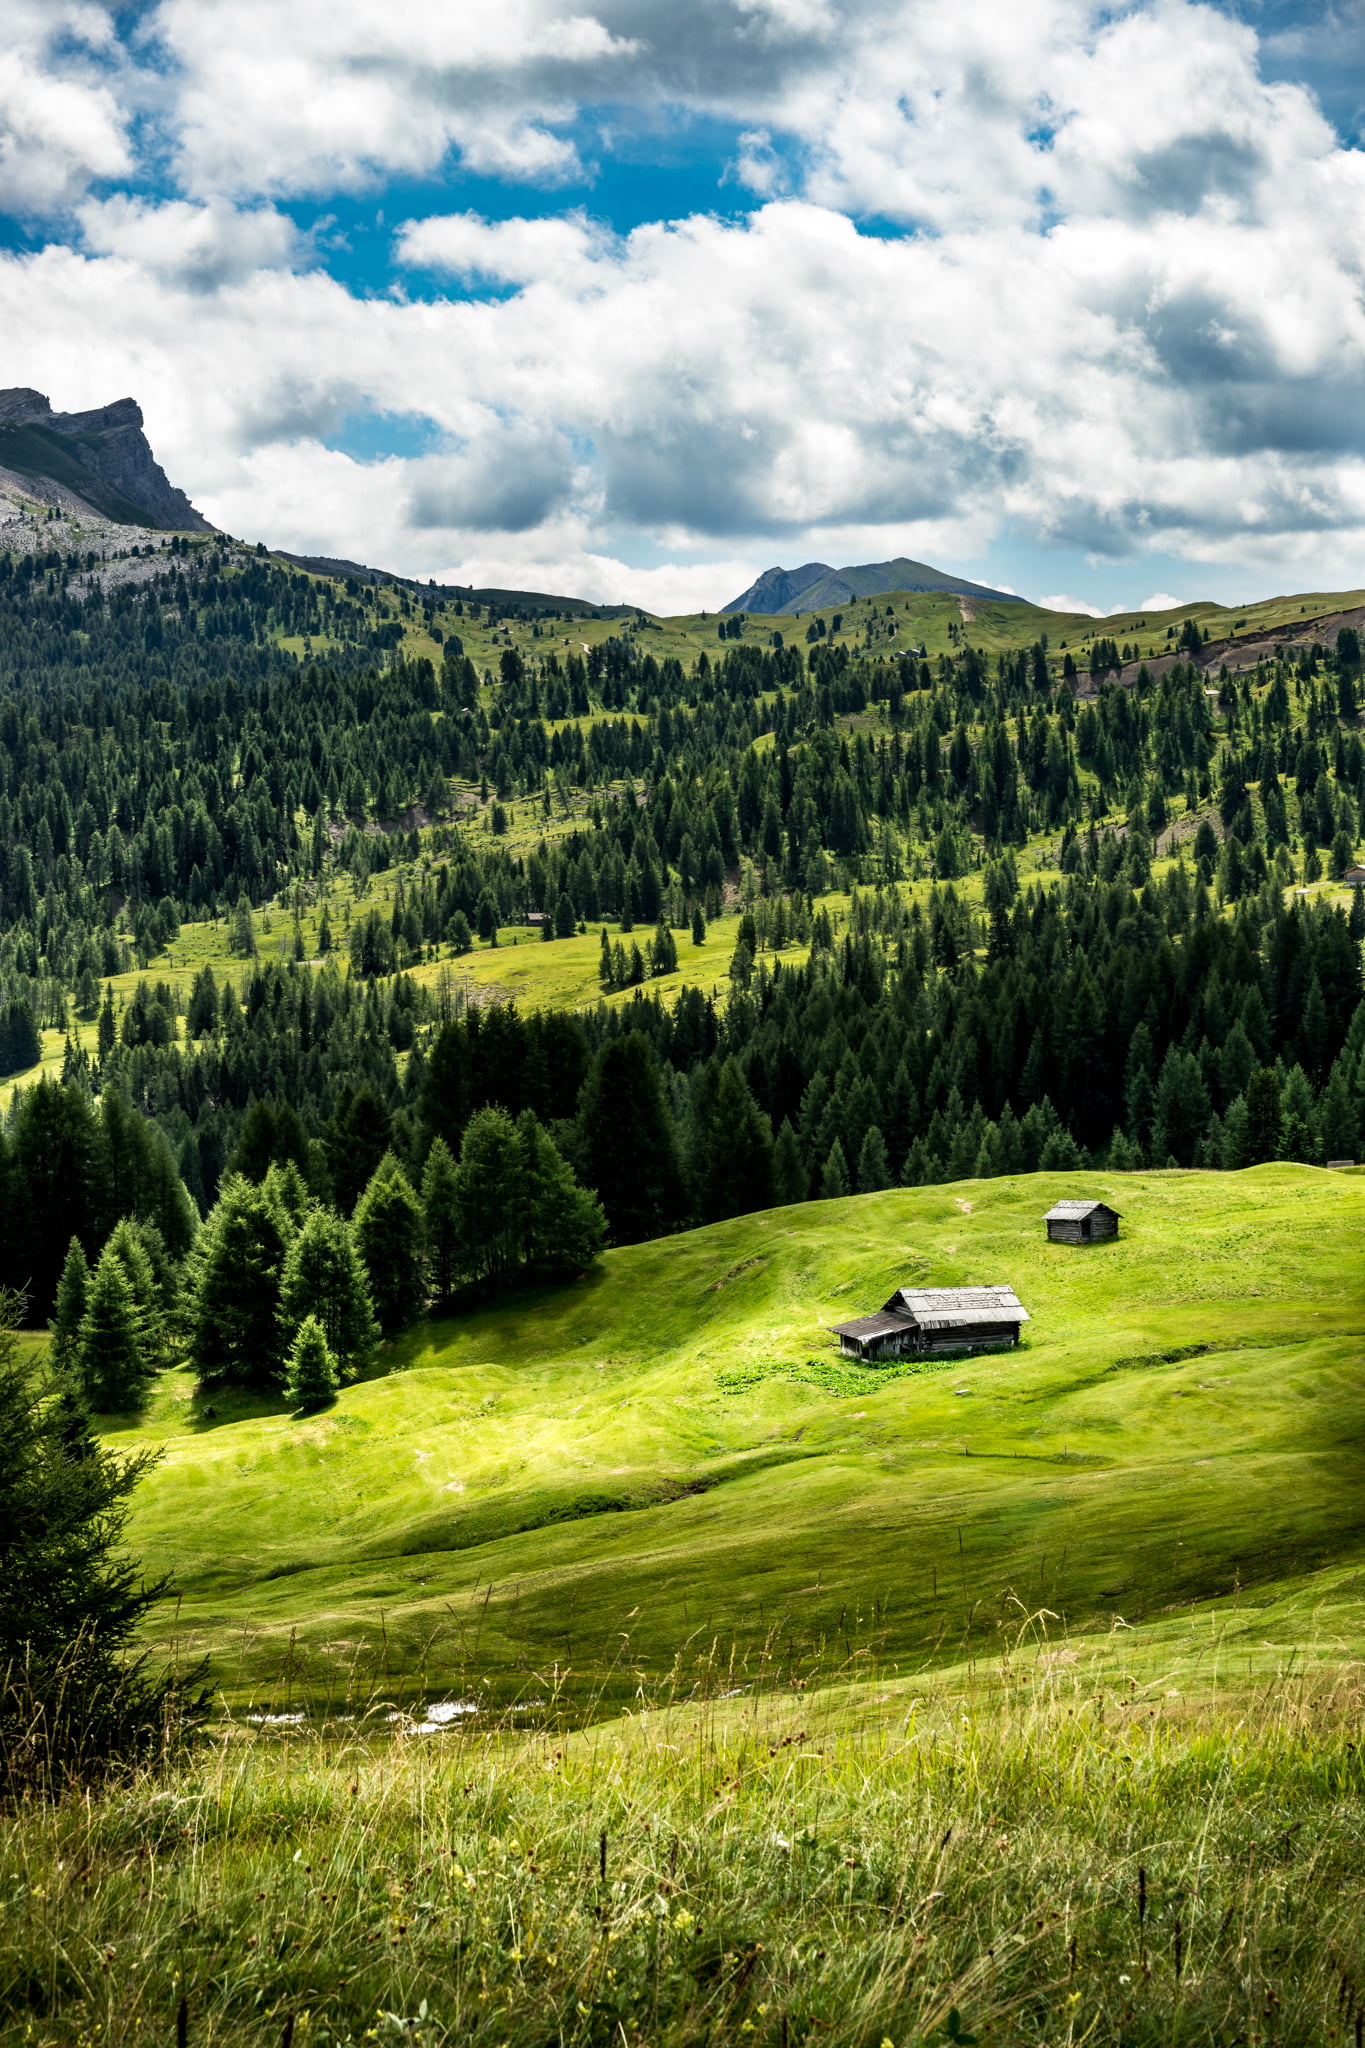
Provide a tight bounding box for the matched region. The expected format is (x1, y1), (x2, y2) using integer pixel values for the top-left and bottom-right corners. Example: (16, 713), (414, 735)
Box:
(0, 388), (213, 531)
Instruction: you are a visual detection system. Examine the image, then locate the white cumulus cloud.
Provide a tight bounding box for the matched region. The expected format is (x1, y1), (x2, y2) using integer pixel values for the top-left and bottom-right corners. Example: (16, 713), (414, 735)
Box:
(395, 210), (612, 286)
(4, 0), (1365, 605)
(0, 3), (132, 215)
(147, 0), (643, 197)
(77, 196), (301, 288)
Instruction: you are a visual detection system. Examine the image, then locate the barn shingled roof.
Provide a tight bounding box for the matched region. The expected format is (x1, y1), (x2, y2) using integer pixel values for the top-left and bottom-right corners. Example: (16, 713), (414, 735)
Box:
(882, 1284), (1029, 1329)
(830, 1310), (914, 1341)
(1044, 1199), (1120, 1221)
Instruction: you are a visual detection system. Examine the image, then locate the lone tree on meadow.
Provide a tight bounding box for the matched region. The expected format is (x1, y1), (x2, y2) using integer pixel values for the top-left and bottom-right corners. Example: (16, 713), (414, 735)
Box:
(283, 1316), (339, 1413)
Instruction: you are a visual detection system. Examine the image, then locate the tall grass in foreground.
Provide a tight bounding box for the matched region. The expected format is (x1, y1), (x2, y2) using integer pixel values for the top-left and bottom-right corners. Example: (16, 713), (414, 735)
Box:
(1, 1653), (1363, 2047)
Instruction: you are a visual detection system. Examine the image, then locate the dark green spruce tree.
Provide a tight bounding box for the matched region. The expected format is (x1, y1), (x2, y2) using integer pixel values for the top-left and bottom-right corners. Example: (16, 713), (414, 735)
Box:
(75, 1251), (147, 1413)
(283, 1316), (339, 1413)
(353, 1156), (425, 1335)
(0, 1288), (201, 1790)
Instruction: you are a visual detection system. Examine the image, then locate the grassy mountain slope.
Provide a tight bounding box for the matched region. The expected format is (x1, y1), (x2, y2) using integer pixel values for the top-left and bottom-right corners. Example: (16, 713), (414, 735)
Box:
(5, 475), (1363, 668)
(269, 566), (1365, 678)
(121, 1166), (1365, 1715)
(263, 549), (1365, 678)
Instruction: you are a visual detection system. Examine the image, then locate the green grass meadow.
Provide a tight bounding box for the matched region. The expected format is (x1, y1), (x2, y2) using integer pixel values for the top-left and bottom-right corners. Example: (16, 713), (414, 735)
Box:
(118, 1166), (1365, 1718)
(5, 1650), (1365, 2048)
(6, 1167), (1365, 2045)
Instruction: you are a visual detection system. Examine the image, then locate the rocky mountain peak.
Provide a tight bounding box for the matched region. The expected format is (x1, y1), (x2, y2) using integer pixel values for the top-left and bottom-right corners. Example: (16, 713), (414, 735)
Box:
(0, 387), (213, 531)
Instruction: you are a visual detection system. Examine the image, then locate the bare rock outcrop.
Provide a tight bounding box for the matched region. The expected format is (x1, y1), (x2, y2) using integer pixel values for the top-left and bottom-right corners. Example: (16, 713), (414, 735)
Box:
(0, 388), (214, 531)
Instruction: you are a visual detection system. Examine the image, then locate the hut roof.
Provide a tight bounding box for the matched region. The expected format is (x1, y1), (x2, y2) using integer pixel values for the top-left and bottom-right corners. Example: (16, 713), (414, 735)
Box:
(882, 1284), (1029, 1330)
(1044, 1199), (1120, 1221)
(830, 1310), (913, 1341)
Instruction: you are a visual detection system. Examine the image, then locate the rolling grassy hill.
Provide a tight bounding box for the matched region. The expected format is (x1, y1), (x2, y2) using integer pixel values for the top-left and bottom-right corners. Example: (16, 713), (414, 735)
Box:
(120, 1166), (1365, 1719)
(271, 562), (1365, 679)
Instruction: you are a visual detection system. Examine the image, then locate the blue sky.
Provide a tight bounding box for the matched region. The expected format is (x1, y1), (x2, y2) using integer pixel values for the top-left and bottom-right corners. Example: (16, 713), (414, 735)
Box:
(2, 0), (1364, 614)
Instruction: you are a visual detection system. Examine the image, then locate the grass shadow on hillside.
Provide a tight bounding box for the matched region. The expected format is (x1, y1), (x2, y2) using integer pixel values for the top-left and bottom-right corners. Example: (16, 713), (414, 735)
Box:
(388, 1262), (615, 1366)
(182, 1384), (297, 1431)
(119, 1169), (1365, 1716)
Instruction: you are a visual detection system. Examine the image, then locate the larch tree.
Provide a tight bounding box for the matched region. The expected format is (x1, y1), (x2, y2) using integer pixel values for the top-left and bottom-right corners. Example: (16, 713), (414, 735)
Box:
(49, 1238), (90, 1375)
(577, 1033), (687, 1244)
(353, 1155), (425, 1335)
(456, 1108), (527, 1282)
(185, 1174), (293, 1389)
(75, 1249), (147, 1413)
(421, 1136), (462, 1305)
(278, 1205), (378, 1378)
(515, 1111), (606, 1273)
(0, 1289), (201, 1789)
(857, 1126), (891, 1192)
(283, 1315), (339, 1413)
(102, 1217), (167, 1365)
(697, 1059), (774, 1222)
(820, 1139), (850, 1199)
(772, 1119), (809, 1205)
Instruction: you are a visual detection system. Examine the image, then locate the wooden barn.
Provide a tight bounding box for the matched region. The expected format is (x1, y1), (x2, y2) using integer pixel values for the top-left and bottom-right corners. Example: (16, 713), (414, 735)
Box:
(832, 1284), (1030, 1363)
(1045, 1198), (1120, 1244)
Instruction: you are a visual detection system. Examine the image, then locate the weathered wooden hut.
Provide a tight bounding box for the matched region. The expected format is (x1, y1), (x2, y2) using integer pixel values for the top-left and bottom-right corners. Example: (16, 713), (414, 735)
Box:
(832, 1284), (1030, 1362)
(1044, 1198), (1120, 1244)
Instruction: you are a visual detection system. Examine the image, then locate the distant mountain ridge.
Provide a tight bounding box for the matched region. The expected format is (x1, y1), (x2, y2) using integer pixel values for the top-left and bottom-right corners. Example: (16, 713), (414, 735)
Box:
(724, 555), (1024, 614)
(0, 388), (213, 531)
(276, 551), (632, 618)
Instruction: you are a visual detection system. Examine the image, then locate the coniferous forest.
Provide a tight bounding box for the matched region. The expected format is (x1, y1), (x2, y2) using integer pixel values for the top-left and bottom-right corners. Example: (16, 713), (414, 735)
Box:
(0, 543), (1362, 1402)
